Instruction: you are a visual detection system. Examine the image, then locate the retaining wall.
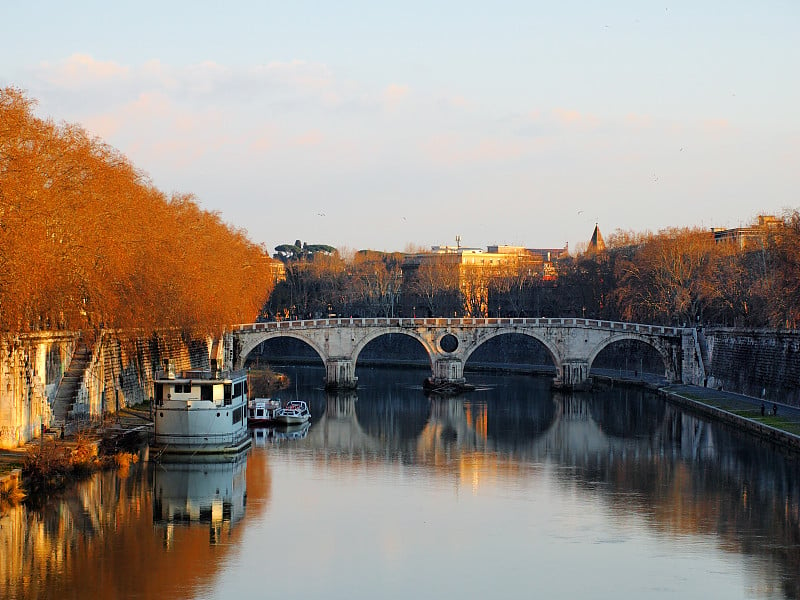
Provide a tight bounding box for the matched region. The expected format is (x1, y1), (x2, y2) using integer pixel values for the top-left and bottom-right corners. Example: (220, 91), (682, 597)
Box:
(705, 328), (800, 407)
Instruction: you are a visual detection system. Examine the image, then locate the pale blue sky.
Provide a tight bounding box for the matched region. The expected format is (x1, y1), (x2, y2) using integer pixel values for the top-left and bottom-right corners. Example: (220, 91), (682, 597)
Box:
(2, 1), (798, 252)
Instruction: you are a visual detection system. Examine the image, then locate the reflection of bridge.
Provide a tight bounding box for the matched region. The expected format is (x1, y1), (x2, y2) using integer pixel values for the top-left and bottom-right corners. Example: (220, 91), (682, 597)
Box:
(284, 392), (719, 466)
(228, 317), (700, 390)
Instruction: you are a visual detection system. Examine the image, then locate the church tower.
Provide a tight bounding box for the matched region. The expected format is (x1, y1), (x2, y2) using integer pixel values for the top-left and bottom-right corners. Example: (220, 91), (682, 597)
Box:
(587, 223), (606, 254)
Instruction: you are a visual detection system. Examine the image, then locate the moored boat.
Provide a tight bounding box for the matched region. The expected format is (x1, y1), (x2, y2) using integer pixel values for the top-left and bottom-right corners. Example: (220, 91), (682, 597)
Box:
(151, 362), (251, 457)
(274, 400), (311, 425)
(247, 397), (282, 426)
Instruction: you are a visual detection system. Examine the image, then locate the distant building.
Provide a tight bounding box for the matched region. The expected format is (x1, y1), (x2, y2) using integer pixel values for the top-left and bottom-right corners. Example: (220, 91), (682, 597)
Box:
(266, 256), (286, 283)
(400, 240), (569, 316)
(711, 215), (783, 249)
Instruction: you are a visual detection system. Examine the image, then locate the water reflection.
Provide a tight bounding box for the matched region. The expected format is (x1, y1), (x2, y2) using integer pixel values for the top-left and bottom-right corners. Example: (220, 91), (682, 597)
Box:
(152, 453), (248, 547)
(2, 366), (800, 599)
(1, 447), (272, 600)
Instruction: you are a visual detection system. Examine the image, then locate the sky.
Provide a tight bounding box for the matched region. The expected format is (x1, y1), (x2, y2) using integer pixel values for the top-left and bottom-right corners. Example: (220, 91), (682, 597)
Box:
(2, 1), (799, 254)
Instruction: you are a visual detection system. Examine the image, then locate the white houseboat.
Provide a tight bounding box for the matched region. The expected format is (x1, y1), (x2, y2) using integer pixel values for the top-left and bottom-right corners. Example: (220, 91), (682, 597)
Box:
(152, 362), (251, 456)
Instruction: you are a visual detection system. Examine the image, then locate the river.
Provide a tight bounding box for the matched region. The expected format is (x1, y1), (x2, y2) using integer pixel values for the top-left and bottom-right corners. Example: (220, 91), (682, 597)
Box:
(2, 366), (799, 599)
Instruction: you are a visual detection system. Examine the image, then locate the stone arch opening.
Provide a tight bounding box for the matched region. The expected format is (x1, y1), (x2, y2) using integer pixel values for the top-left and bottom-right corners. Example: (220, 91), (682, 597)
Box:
(588, 337), (669, 379)
(353, 332), (432, 375)
(463, 332), (558, 376)
(244, 335), (325, 369)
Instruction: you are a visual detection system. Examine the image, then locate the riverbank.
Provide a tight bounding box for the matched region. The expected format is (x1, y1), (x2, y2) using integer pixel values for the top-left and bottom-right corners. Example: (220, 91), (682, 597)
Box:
(657, 383), (800, 453)
(591, 371), (800, 453)
(0, 407), (151, 504)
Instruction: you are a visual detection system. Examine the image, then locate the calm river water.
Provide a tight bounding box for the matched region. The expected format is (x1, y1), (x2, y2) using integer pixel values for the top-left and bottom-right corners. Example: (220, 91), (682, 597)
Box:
(3, 366), (800, 599)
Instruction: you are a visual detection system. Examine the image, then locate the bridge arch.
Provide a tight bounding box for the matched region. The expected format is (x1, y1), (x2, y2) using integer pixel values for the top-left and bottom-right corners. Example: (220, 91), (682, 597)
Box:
(236, 330), (328, 370)
(462, 328), (562, 374)
(351, 329), (436, 369)
(585, 333), (675, 380)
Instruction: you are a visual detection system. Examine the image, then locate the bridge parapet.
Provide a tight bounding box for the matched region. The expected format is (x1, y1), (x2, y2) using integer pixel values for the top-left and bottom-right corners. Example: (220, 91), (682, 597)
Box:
(235, 317), (683, 337)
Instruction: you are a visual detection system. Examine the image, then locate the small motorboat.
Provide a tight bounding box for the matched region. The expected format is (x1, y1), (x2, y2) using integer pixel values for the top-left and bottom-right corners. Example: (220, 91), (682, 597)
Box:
(247, 398), (282, 426)
(274, 400), (311, 425)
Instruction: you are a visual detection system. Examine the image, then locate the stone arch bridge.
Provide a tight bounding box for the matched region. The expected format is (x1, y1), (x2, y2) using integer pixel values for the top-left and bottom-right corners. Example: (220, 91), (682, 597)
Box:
(226, 317), (704, 390)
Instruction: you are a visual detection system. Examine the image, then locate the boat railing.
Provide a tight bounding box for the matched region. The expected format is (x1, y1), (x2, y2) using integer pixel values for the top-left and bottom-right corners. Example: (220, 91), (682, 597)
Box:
(154, 432), (244, 445)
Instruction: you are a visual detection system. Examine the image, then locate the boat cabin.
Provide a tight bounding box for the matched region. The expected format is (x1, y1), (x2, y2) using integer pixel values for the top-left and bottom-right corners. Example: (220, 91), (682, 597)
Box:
(154, 367), (248, 410)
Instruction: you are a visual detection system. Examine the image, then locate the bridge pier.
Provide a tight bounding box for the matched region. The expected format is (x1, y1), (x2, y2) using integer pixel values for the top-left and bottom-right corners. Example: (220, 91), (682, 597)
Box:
(424, 358), (474, 394)
(554, 360), (592, 391)
(325, 358), (358, 391)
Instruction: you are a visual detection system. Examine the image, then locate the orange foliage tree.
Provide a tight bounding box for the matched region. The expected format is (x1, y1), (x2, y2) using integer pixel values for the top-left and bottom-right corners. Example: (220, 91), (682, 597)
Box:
(0, 88), (273, 336)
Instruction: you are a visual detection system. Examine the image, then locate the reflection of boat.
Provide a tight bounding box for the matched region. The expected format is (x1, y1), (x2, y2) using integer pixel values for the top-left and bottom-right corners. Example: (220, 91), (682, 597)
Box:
(152, 452), (248, 546)
(274, 421), (311, 440)
(152, 361), (251, 456)
(247, 398), (282, 426)
(251, 427), (275, 446)
(275, 400), (311, 425)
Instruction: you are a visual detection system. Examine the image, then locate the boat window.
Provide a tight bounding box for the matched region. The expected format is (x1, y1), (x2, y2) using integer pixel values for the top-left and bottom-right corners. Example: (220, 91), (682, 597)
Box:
(201, 385), (212, 401)
(224, 383), (231, 400)
(234, 382), (243, 399)
(233, 406), (243, 424)
(154, 383), (163, 404)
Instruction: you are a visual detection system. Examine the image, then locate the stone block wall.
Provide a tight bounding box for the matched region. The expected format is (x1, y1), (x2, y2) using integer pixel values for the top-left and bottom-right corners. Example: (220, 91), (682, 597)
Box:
(77, 331), (211, 417)
(705, 329), (800, 406)
(0, 332), (78, 448)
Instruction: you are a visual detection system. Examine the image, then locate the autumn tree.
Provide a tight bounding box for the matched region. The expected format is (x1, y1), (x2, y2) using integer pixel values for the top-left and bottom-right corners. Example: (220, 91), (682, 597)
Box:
(401, 253), (461, 317)
(0, 87), (273, 336)
(614, 228), (720, 325)
(349, 250), (403, 317)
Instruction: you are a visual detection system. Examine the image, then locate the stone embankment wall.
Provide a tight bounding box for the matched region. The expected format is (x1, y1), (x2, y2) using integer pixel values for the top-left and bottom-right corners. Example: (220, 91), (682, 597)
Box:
(74, 331), (213, 417)
(704, 328), (800, 406)
(0, 332), (78, 449)
(0, 330), (216, 449)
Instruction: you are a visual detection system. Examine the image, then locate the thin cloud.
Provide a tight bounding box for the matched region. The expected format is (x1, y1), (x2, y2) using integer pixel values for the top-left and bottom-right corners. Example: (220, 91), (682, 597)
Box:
(35, 53), (129, 89)
(423, 133), (527, 166)
(293, 130), (324, 147)
(383, 83), (410, 109)
(552, 108), (601, 128)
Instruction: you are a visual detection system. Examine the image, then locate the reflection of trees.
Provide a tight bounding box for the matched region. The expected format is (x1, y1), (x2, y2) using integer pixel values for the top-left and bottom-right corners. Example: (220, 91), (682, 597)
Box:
(1, 451), (272, 599)
(551, 394), (800, 599)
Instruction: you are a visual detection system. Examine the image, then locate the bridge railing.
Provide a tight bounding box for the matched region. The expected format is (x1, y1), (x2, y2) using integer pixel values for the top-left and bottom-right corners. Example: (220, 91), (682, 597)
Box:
(234, 318), (684, 336)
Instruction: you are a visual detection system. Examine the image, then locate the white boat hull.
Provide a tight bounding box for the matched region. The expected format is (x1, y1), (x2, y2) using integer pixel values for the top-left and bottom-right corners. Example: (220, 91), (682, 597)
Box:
(275, 414), (310, 425)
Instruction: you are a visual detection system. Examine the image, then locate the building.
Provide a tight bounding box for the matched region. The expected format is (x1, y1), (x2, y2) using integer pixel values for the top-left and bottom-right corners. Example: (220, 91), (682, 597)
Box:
(266, 256), (286, 284)
(400, 240), (569, 317)
(711, 215), (784, 249)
